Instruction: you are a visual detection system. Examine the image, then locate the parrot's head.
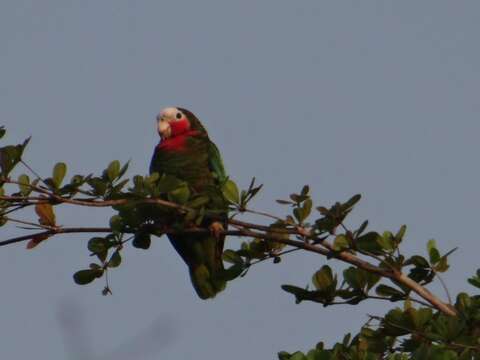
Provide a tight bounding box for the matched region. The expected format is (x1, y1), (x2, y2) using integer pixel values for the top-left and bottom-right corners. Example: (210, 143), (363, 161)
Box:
(156, 107), (206, 139)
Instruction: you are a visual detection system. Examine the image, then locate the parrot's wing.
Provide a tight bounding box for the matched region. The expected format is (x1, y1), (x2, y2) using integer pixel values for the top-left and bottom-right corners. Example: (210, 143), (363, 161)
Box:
(208, 141), (227, 184)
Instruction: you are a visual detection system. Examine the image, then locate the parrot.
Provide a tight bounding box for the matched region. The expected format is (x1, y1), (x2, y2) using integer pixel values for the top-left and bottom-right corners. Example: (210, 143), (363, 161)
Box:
(149, 107), (228, 299)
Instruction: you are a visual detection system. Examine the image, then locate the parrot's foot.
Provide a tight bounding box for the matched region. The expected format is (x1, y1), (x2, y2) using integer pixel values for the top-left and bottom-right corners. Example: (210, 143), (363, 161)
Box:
(209, 221), (225, 239)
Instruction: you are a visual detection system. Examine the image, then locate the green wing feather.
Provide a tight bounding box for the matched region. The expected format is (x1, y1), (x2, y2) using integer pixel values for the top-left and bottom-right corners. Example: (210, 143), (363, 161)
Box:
(208, 141), (227, 184)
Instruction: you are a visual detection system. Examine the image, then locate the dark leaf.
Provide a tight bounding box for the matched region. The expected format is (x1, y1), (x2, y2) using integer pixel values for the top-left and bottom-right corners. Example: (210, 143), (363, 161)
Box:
(109, 215), (124, 233)
(0, 137), (30, 176)
(355, 220), (368, 237)
(88, 237), (108, 255)
(133, 232), (151, 249)
(87, 177), (107, 196)
(223, 249), (244, 265)
(276, 199), (293, 205)
(342, 194), (361, 211)
(427, 239), (440, 264)
(301, 185), (310, 196)
(118, 161), (130, 179)
(404, 255), (430, 268)
(73, 269), (103, 285)
(395, 225), (407, 243)
(376, 284), (405, 300)
(356, 232), (383, 254)
(108, 250), (122, 268)
(221, 263), (244, 281)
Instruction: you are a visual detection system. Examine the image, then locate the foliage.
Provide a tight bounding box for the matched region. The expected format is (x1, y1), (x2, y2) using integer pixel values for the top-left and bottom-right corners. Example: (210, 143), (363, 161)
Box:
(0, 127), (479, 358)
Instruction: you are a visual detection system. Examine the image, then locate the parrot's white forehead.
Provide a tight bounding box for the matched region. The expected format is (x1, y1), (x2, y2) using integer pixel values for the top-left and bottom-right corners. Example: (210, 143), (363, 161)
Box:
(159, 107), (180, 119)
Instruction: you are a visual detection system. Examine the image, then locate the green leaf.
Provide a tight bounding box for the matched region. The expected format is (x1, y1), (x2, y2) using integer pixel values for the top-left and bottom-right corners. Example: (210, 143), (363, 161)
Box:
(300, 185), (309, 196)
(395, 225), (407, 243)
(73, 269), (103, 285)
(106, 160), (120, 181)
(276, 199), (293, 205)
(221, 263), (244, 281)
(281, 285), (312, 304)
(223, 249), (244, 265)
(467, 271), (480, 289)
(293, 207), (305, 223)
(333, 234), (350, 251)
(109, 215), (124, 233)
(302, 198), (312, 219)
(87, 177), (107, 196)
(188, 195), (210, 209)
(355, 220), (368, 237)
(0, 137), (30, 176)
(377, 231), (395, 252)
(89, 263), (102, 270)
(155, 175), (182, 193)
(376, 284), (405, 299)
(118, 161), (130, 179)
(18, 174), (30, 196)
(222, 179), (240, 204)
(409, 308), (433, 330)
(52, 162), (67, 188)
(404, 255), (430, 268)
(343, 267), (380, 293)
(132, 232), (151, 250)
(356, 232), (383, 254)
(434, 256), (449, 273)
(343, 194), (361, 211)
(343, 267), (364, 290)
(108, 250), (122, 268)
(0, 127), (5, 139)
(312, 265), (336, 291)
(168, 184), (190, 204)
(88, 237), (108, 254)
(427, 239), (440, 264)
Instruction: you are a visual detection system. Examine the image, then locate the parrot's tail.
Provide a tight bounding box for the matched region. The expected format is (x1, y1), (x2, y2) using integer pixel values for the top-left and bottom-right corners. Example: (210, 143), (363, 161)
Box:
(189, 261), (226, 300)
(168, 233), (227, 299)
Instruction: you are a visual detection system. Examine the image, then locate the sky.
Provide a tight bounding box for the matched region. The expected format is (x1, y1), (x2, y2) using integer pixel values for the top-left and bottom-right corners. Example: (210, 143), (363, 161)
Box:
(1, 1), (480, 359)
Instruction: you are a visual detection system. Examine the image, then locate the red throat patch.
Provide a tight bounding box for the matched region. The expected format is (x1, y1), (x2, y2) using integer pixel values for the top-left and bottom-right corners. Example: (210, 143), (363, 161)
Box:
(170, 118), (190, 136)
(158, 128), (201, 151)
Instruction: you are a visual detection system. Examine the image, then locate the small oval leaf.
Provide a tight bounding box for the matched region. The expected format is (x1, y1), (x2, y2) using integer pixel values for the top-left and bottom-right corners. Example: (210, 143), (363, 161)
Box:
(222, 179), (240, 205)
(52, 162), (67, 188)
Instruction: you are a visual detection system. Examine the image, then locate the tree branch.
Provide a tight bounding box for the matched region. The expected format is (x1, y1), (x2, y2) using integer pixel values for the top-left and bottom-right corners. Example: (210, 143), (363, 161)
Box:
(0, 182), (457, 317)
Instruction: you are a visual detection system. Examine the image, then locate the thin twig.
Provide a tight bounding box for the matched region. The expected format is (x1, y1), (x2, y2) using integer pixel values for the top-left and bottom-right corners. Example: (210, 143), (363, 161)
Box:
(433, 270), (453, 305)
(242, 208), (283, 221)
(4, 216), (55, 231)
(20, 160), (49, 188)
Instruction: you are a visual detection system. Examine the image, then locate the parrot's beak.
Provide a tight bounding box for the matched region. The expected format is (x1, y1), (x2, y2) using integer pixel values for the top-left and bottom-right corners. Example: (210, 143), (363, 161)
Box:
(158, 118), (172, 139)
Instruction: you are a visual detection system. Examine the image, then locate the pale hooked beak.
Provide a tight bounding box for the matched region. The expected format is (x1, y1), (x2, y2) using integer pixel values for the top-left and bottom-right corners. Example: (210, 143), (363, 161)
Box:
(157, 116), (171, 139)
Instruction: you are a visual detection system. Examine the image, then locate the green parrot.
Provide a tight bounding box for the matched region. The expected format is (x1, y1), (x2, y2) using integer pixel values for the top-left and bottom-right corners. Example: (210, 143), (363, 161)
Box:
(149, 107), (228, 299)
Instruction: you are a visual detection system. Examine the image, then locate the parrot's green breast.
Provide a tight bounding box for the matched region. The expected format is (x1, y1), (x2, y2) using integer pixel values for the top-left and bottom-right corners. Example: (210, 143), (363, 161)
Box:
(150, 135), (214, 191)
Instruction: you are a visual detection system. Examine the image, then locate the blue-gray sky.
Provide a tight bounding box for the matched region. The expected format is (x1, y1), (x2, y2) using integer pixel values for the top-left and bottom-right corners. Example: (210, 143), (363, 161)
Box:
(1, 1), (480, 359)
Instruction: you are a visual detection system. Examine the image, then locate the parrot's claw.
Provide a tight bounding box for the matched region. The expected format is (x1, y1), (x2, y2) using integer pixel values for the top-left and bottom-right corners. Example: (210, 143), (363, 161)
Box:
(209, 221), (224, 239)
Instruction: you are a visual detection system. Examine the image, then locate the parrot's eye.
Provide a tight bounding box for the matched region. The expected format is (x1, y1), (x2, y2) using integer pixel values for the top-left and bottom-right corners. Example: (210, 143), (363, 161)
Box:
(176, 112), (182, 120)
